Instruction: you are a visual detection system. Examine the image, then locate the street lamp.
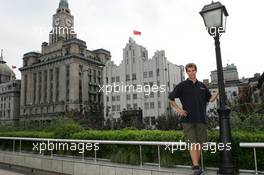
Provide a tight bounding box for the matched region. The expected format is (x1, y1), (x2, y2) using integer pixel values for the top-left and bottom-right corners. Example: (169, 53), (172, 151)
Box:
(200, 1), (237, 174)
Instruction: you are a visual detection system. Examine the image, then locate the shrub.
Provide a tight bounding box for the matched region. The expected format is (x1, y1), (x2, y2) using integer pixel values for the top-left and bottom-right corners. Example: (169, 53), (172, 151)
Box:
(52, 119), (83, 139)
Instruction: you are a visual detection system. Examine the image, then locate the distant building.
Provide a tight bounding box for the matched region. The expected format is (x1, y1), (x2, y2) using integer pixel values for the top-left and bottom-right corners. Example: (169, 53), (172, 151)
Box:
(248, 73), (263, 104)
(19, 0), (111, 124)
(207, 67), (264, 112)
(210, 63), (239, 84)
(103, 38), (184, 127)
(0, 50), (21, 126)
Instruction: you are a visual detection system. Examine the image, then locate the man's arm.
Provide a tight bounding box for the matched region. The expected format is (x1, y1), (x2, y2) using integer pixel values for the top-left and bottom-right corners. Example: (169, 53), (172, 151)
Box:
(169, 100), (188, 117)
(209, 90), (219, 102)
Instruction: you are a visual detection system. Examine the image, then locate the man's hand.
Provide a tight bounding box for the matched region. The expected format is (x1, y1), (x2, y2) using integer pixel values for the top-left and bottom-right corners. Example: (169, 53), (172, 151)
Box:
(210, 89), (219, 102)
(169, 100), (188, 117)
(175, 107), (188, 117)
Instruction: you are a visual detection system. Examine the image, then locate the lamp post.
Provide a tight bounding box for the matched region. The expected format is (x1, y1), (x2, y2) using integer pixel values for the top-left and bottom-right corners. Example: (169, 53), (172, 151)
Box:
(200, 2), (237, 174)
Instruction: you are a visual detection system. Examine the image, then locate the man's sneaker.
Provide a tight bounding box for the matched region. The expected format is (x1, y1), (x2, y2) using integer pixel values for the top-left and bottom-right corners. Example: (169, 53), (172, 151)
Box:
(192, 165), (203, 175)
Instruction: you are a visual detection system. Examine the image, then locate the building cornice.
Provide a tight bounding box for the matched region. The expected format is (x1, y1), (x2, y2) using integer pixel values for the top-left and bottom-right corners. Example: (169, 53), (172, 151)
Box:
(19, 54), (104, 71)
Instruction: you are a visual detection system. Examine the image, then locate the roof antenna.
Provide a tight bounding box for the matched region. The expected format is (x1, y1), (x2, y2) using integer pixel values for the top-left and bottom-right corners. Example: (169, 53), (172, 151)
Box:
(227, 58), (230, 65)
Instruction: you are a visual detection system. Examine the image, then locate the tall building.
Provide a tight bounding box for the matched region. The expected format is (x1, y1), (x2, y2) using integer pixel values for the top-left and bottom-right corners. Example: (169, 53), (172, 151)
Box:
(0, 50), (21, 126)
(103, 38), (184, 127)
(19, 0), (111, 123)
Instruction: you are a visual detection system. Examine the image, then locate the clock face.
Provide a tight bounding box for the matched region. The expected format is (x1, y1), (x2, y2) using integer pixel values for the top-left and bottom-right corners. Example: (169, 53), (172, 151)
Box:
(65, 18), (72, 27)
(54, 18), (60, 26)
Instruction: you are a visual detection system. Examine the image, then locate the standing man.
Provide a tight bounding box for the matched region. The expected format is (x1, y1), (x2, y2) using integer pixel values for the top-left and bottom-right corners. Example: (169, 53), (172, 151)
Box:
(168, 63), (218, 175)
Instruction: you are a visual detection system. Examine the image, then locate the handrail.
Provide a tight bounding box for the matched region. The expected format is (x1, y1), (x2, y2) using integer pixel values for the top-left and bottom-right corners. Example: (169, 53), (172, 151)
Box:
(0, 137), (186, 146)
(1, 137), (263, 173)
(0, 136), (191, 169)
(240, 142), (264, 175)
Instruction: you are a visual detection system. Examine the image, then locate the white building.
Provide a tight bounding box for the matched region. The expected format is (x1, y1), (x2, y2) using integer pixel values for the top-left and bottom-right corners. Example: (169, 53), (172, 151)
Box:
(103, 38), (184, 127)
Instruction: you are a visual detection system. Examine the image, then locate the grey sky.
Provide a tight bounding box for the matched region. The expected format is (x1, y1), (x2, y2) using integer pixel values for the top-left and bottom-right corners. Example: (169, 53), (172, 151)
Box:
(0, 0), (263, 80)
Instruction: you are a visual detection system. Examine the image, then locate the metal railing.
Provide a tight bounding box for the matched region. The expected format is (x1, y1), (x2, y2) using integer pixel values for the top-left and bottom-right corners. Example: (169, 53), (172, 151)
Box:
(0, 137), (206, 170)
(240, 142), (264, 175)
(0, 137), (263, 173)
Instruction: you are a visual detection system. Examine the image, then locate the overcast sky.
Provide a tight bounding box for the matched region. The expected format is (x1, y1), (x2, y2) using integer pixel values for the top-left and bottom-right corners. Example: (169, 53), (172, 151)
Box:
(0, 0), (263, 80)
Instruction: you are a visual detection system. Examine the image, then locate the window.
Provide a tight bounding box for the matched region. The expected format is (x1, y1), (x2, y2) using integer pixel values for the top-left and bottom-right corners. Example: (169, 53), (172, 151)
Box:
(150, 102), (155, 109)
(49, 70), (53, 102)
(127, 104), (131, 109)
(111, 77), (115, 82)
(116, 105), (120, 111)
(116, 95), (120, 101)
(38, 72), (41, 103)
(143, 72), (148, 78)
(133, 94), (137, 99)
(115, 86), (119, 92)
(116, 76), (120, 82)
(149, 71), (153, 77)
(133, 103), (137, 109)
(127, 94), (131, 100)
(112, 105), (116, 112)
(56, 65), (59, 102)
(151, 117), (155, 125)
(112, 96), (115, 101)
(126, 74), (130, 81)
(44, 70), (47, 102)
(156, 69), (160, 76)
(144, 102), (149, 109)
(150, 92), (154, 98)
(33, 73), (37, 104)
(132, 73), (137, 80)
(158, 101), (161, 108)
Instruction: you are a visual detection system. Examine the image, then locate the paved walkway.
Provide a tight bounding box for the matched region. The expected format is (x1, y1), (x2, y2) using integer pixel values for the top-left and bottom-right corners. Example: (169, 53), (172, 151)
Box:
(0, 169), (26, 175)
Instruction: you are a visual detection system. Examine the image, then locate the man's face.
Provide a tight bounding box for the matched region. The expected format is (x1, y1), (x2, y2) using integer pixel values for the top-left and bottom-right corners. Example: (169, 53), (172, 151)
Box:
(186, 67), (197, 79)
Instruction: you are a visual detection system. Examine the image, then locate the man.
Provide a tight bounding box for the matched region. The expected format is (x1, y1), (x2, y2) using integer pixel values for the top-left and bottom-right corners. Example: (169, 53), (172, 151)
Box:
(168, 63), (218, 175)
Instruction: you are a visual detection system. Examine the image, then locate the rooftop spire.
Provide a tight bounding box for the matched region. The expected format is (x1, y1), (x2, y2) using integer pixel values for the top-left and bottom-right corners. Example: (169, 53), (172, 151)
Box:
(0, 49), (4, 62)
(59, 0), (69, 9)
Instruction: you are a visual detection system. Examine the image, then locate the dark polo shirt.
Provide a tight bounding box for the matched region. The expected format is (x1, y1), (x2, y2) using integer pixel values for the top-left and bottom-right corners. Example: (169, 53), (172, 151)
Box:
(168, 79), (212, 123)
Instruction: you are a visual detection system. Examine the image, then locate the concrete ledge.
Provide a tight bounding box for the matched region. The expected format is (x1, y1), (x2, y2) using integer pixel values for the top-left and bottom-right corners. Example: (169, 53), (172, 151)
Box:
(0, 151), (208, 175)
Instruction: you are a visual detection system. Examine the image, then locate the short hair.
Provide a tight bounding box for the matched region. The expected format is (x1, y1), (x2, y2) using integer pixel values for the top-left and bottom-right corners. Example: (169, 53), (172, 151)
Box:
(185, 63), (197, 72)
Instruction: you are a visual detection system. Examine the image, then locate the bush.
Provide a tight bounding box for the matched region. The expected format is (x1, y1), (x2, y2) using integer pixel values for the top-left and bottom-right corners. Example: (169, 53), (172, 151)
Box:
(51, 119), (83, 139)
(230, 112), (264, 132)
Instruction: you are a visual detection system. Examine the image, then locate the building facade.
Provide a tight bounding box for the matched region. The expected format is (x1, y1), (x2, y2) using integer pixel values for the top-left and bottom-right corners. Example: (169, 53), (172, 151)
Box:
(0, 50), (21, 126)
(103, 38), (184, 127)
(19, 0), (111, 123)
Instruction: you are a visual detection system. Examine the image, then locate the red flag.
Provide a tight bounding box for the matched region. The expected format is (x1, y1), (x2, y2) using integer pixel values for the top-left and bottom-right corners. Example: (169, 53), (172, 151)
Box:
(12, 65), (16, 69)
(133, 30), (141, 35)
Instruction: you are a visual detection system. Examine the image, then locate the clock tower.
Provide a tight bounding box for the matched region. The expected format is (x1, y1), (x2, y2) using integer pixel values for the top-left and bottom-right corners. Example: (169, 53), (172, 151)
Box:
(49, 0), (76, 44)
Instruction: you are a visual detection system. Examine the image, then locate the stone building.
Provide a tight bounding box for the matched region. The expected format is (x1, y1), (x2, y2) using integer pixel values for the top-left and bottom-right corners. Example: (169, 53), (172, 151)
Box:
(19, 0), (111, 123)
(0, 50), (21, 126)
(103, 38), (184, 127)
